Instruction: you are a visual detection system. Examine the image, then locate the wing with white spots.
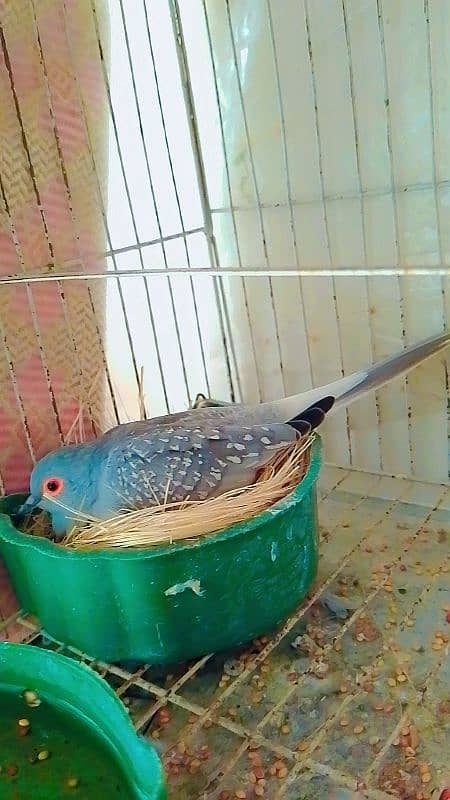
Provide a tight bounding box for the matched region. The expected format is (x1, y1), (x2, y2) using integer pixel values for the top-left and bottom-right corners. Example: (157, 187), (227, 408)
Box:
(102, 421), (299, 509)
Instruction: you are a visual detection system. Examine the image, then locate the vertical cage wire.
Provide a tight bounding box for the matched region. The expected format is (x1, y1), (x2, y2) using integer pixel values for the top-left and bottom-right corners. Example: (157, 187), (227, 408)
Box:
(169, 0), (238, 404)
(31, 0), (119, 434)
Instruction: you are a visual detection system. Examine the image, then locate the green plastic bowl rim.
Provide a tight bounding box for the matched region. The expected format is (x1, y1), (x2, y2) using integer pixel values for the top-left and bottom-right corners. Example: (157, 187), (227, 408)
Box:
(0, 436), (322, 561)
(0, 642), (165, 799)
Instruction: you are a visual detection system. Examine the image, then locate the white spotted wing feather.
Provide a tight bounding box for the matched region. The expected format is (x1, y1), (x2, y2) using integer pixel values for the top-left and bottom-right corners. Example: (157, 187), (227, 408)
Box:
(99, 421), (298, 512)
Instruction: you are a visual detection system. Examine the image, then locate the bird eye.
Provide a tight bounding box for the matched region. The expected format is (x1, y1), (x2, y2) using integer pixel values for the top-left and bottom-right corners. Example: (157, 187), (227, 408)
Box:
(43, 478), (64, 497)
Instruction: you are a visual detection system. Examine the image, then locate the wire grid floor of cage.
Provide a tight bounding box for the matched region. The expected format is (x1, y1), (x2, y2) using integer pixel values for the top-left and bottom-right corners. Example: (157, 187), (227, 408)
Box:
(0, 465), (449, 800)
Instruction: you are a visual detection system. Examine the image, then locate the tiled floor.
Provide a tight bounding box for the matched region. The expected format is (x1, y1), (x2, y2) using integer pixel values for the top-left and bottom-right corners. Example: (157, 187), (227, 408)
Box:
(1, 465), (449, 799)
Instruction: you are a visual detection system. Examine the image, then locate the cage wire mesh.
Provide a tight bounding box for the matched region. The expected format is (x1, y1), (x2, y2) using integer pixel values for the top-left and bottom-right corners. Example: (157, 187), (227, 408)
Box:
(0, 0), (449, 797)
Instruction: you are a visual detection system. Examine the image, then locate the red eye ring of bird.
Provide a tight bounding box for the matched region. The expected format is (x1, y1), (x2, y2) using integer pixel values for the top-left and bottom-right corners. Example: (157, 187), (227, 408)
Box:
(42, 477), (64, 498)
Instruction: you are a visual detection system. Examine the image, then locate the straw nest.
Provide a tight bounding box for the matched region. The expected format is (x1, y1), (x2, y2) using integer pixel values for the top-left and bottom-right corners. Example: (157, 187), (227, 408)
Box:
(59, 433), (315, 551)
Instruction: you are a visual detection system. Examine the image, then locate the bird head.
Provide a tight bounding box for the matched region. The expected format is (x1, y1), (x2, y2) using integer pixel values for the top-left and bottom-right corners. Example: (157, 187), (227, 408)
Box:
(18, 444), (97, 538)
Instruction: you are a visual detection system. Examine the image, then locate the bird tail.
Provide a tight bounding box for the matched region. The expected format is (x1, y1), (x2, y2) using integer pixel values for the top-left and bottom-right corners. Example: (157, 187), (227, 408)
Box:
(262, 331), (450, 424)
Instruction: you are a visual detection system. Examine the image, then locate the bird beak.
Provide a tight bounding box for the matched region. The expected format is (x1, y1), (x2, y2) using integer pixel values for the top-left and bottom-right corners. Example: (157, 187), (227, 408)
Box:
(16, 495), (40, 517)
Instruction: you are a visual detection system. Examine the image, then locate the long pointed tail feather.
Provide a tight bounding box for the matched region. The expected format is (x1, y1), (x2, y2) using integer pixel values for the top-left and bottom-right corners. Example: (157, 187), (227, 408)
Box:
(263, 331), (450, 423)
(333, 331), (450, 411)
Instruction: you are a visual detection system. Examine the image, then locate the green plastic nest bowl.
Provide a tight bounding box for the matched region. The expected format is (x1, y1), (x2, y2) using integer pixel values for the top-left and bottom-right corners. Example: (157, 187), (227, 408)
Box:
(0, 642), (166, 799)
(0, 438), (322, 665)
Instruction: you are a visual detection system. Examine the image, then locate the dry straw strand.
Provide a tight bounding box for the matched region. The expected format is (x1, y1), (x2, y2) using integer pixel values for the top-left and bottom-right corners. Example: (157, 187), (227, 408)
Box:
(61, 434), (315, 551)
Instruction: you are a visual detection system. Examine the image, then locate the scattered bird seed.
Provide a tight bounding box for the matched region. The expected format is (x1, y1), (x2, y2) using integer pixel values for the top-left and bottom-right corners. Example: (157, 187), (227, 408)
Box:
(37, 750), (50, 762)
(66, 777), (79, 789)
(224, 659), (244, 677)
(23, 690), (41, 708)
(6, 764), (18, 777)
(157, 708), (171, 725)
(17, 717), (31, 736)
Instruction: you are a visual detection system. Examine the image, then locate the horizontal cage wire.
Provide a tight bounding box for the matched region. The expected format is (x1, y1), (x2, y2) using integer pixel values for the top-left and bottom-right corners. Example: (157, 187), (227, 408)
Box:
(1, 467), (449, 798)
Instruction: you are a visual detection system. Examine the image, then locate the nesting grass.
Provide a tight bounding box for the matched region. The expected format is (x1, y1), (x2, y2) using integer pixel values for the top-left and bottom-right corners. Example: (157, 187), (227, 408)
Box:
(61, 434), (315, 551)
(20, 510), (54, 540)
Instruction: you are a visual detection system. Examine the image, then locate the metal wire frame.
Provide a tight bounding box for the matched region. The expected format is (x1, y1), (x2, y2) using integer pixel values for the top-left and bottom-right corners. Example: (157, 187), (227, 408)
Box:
(221, 0), (287, 401)
(78, 0), (239, 409)
(1, 466), (448, 798)
(169, 0), (239, 404)
(207, 177), (450, 214)
(88, 0), (191, 414)
(302, 0), (352, 462)
(377, 0), (448, 474)
(198, 0), (260, 403)
(375, 0), (413, 474)
(264, 0), (315, 397)
(423, 0), (450, 413)
(2, 267), (450, 285)
(341, 0), (382, 471)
